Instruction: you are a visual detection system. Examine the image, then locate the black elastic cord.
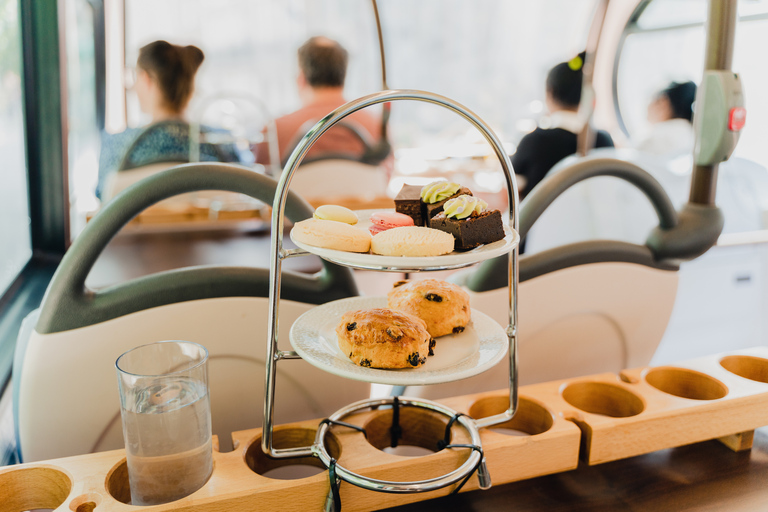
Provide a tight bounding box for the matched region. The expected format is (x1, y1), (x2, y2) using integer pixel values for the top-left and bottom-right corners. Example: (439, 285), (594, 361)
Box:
(390, 396), (402, 448)
(441, 443), (485, 494)
(328, 457), (342, 512)
(437, 413), (469, 450)
(320, 418), (368, 439)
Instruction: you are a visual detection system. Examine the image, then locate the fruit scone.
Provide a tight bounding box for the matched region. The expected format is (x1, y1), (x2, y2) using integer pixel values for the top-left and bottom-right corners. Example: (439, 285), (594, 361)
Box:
(387, 279), (471, 338)
(336, 308), (434, 369)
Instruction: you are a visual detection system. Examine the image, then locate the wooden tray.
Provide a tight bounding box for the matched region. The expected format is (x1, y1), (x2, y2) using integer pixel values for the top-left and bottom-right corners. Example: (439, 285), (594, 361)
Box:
(4, 347), (768, 512)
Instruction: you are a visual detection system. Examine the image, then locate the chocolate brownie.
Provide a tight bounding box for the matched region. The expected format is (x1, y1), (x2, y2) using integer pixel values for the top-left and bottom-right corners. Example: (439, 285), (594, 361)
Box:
(422, 186), (473, 223)
(430, 209), (505, 250)
(395, 184), (423, 226)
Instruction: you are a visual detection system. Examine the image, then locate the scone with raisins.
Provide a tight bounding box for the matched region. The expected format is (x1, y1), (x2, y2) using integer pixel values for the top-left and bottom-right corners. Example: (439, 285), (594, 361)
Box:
(387, 279), (471, 338)
(336, 308), (434, 369)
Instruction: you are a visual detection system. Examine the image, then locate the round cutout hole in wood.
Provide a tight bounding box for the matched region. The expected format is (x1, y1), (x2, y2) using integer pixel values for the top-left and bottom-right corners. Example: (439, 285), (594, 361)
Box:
(561, 381), (644, 417)
(105, 459), (130, 504)
(244, 427), (340, 480)
(468, 395), (553, 436)
(69, 493), (102, 512)
(363, 406), (447, 454)
(645, 367), (727, 400)
(720, 355), (768, 384)
(0, 466), (72, 512)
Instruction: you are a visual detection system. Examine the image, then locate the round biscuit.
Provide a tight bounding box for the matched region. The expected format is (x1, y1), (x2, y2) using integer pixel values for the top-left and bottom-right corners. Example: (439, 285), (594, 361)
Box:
(371, 226), (454, 257)
(292, 218), (371, 253)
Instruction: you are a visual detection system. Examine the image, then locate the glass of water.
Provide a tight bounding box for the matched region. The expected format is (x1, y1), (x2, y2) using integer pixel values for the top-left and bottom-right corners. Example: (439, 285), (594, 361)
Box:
(116, 341), (213, 506)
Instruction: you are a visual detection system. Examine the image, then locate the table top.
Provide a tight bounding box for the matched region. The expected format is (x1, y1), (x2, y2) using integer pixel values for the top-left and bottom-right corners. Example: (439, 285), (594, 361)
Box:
(387, 427), (768, 512)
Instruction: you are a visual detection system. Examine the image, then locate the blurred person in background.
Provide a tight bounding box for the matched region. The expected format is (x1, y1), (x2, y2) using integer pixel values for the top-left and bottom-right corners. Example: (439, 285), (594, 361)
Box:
(511, 52), (614, 198)
(97, 40), (241, 199)
(255, 36), (386, 167)
(636, 80), (697, 158)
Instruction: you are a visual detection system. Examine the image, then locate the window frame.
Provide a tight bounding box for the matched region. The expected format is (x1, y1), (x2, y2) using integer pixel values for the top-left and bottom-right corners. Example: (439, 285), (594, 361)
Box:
(0, 0), (104, 394)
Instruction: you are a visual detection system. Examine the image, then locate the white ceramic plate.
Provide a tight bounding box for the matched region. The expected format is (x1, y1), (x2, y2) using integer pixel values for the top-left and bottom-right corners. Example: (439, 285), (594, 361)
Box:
(289, 296), (509, 386)
(289, 210), (519, 271)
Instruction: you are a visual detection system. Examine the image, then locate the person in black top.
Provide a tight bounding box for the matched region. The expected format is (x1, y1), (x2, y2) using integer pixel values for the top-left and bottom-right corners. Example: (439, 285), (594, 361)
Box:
(512, 52), (614, 198)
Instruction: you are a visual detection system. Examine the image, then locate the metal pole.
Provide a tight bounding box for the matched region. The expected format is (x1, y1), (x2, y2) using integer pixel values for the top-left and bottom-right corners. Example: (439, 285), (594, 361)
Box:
(576, 0), (610, 157)
(371, 0), (391, 144)
(689, 0), (738, 205)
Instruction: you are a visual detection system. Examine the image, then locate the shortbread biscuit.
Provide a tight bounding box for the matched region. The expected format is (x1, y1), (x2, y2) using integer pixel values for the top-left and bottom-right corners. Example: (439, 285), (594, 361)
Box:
(292, 218), (371, 253)
(371, 226), (454, 257)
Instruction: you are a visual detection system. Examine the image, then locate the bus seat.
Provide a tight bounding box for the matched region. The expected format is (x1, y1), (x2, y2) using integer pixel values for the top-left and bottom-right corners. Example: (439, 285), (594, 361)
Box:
(402, 155), (682, 400)
(440, 260), (678, 396)
(100, 119), (249, 208)
(117, 120), (238, 173)
(103, 161), (186, 202)
(102, 161), (258, 216)
(290, 159), (392, 210)
(524, 149), (768, 363)
(13, 163), (363, 462)
(280, 119), (391, 169)
(526, 149), (768, 252)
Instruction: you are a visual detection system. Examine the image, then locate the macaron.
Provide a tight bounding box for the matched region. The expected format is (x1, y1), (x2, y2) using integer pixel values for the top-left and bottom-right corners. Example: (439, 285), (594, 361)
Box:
(313, 204), (358, 225)
(368, 211), (414, 236)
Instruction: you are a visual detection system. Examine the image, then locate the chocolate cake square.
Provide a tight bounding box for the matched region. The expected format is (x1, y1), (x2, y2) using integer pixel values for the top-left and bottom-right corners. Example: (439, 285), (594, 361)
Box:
(395, 184), (423, 226)
(422, 187), (473, 223)
(429, 209), (505, 250)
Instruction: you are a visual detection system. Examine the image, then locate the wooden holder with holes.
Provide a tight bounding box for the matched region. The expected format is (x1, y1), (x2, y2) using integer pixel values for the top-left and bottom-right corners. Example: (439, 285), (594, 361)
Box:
(4, 347), (768, 512)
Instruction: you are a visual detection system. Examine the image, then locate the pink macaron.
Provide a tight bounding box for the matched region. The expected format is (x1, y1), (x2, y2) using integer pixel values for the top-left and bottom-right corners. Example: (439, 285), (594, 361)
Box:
(369, 211), (414, 236)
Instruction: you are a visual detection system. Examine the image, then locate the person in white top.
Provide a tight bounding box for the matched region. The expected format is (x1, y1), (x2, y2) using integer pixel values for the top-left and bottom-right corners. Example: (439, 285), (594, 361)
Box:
(637, 81), (697, 158)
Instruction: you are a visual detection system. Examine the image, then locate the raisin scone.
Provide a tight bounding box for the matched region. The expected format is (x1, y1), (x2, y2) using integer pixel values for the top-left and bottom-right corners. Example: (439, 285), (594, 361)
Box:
(336, 308), (434, 369)
(387, 279), (471, 338)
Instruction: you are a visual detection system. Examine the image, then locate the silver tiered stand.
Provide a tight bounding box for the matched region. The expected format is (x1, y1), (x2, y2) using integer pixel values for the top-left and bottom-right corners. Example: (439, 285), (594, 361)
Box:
(262, 90), (520, 505)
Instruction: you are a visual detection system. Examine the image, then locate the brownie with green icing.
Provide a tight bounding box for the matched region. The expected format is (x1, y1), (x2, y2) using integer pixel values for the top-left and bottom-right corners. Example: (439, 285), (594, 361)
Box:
(429, 194), (504, 250)
(422, 186), (472, 223)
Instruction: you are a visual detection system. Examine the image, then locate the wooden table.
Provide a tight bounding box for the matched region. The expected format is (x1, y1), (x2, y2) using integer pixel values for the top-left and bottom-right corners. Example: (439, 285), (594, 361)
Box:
(388, 427), (768, 512)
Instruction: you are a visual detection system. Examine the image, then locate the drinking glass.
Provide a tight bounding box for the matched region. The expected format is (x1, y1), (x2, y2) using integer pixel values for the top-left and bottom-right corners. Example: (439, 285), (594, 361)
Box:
(116, 341), (213, 505)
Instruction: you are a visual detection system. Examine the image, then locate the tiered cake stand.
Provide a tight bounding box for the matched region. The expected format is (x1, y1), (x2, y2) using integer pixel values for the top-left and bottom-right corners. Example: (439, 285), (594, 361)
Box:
(261, 90), (520, 509)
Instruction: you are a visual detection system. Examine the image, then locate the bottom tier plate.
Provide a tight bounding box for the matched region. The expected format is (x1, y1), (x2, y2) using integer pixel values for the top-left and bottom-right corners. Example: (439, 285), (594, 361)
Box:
(289, 296), (509, 386)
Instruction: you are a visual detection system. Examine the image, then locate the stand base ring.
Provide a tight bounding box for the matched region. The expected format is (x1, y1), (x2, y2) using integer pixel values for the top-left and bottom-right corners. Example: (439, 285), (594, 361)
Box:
(312, 396), (488, 494)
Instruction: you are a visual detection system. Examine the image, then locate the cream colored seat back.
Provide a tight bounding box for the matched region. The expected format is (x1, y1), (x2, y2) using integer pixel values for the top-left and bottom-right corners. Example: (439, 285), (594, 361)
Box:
(16, 297), (368, 460)
(13, 164), (362, 462)
(406, 262), (677, 400)
(290, 160), (392, 209)
(403, 154), (684, 400)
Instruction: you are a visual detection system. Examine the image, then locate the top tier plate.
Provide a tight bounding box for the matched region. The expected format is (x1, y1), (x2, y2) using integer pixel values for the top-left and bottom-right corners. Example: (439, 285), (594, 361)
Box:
(289, 209), (519, 271)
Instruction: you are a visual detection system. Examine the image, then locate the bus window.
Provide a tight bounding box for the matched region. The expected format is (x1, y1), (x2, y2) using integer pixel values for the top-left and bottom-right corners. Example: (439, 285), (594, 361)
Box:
(0, 0), (32, 294)
(616, 0), (768, 173)
(65, 0), (101, 237)
(375, 0), (594, 148)
(113, 0), (597, 148)
(72, 0), (599, 222)
(122, 0), (381, 131)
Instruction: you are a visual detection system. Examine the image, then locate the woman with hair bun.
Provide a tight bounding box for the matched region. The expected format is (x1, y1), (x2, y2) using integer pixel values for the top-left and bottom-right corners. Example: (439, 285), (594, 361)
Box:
(97, 40), (241, 199)
(134, 40), (205, 120)
(637, 80), (697, 157)
(511, 51), (614, 198)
